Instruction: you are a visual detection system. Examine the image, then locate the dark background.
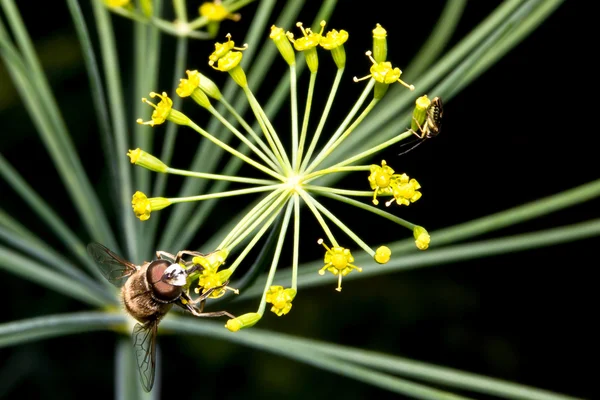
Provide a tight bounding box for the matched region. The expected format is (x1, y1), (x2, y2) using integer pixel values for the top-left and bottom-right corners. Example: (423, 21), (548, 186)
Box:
(1, 1), (596, 399)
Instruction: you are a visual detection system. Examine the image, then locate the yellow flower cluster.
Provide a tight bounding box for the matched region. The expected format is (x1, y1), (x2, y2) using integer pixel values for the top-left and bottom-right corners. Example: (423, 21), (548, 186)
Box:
(368, 160), (422, 207)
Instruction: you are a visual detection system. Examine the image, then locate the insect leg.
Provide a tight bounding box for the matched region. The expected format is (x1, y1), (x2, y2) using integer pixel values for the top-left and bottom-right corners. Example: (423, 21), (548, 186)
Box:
(179, 292), (235, 319)
(188, 307), (236, 319)
(156, 250), (176, 261)
(411, 116), (426, 139)
(174, 250), (206, 265)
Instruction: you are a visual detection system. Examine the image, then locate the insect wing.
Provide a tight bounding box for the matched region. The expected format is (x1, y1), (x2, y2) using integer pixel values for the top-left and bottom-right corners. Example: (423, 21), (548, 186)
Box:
(132, 322), (157, 392)
(86, 242), (137, 287)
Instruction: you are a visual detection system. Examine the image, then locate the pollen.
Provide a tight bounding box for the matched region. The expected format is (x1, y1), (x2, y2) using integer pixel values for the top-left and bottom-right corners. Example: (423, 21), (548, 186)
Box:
(317, 239), (362, 292)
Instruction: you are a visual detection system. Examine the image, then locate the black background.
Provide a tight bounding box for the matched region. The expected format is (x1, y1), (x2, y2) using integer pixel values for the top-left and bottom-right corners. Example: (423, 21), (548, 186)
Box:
(1, 1), (596, 399)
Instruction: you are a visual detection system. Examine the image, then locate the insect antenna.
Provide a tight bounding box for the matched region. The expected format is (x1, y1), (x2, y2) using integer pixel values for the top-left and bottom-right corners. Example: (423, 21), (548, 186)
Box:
(398, 136), (426, 156)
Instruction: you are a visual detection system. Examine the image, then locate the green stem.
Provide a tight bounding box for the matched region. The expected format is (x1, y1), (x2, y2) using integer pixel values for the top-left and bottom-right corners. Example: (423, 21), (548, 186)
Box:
(0, 155), (107, 282)
(295, 71), (317, 171)
(449, 0), (564, 100)
(329, 130), (413, 171)
(186, 120), (285, 181)
(218, 189), (286, 249)
(219, 96), (280, 168)
(0, 3), (117, 251)
(297, 189), (337, 246)
(306, 186), (373, 197)
(291, 193), (300, 290)
(244, 87), (292, 173)
(317, 191), (416, 231)
(226, 200), (284, 274)
(290, 63), (299, 169)
(0, 311), (579, 400)
(165, 167), (276, 185)
(403, 0), (467, 81)
(0, 246), (107, 307)
(289, 219), (600, 290)
(164, 318), (476, 400)
(256, 199), (294, 315)
(240, 178), (600, 297)
(321, 0), (540, 172)
(158, 0), (311, 250)
(225, 189), (290, 251)
(0, 312), (125, 348)
(172, 0), (187, 21)
(171, 184), (282, 204)
(308, 98), (379, 173)
(66, 0), (118, 201)
(0, 223), (113, 303)
(304, 78), (375, 174)
(299, 67), (344, 172)
(146, 36), (187, 257)
(133, 0), (163, 200)
(208, 105), (282, 172)
(306, 194), (374, 257)
(303, 165), (370, 182)
(92, 0), (137, 260)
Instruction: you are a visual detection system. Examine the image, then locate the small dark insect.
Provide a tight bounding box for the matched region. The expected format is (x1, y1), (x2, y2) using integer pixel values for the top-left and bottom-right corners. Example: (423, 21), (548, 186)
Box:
(413, 96), (443, 139)
(399, 96), (444, 156)
(87, 242), (235, 392)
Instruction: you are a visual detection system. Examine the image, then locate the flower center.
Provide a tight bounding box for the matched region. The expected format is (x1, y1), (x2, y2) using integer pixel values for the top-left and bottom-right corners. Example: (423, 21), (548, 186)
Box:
(286, 174), (302, 192)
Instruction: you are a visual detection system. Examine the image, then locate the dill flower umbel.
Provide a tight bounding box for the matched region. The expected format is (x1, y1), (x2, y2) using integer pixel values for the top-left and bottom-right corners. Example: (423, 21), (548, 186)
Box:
(133, 21), (436, 330)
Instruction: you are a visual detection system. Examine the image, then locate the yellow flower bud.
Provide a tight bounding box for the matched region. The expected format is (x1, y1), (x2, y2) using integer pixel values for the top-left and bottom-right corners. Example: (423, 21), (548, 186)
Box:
(225, 312), (261, 332)
(127, 148), (168, 173)
(411, 95), (431, 132)
(413, 226), (430, 250)
(270, 25), (296, 66)
(372, 23), (387, 63)
(131, 191), (171, 221)
(374, 246), (391, 264)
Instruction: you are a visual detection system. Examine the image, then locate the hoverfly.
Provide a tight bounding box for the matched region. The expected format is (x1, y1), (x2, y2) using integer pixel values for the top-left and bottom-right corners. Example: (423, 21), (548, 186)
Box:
(399, 96), (444, 155)
(87, 242), (235, 392)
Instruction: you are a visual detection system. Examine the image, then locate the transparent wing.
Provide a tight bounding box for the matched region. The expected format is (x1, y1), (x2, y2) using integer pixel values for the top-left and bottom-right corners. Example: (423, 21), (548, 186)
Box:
(132, 322), (157, 393)
(86, 242), (137, 287)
